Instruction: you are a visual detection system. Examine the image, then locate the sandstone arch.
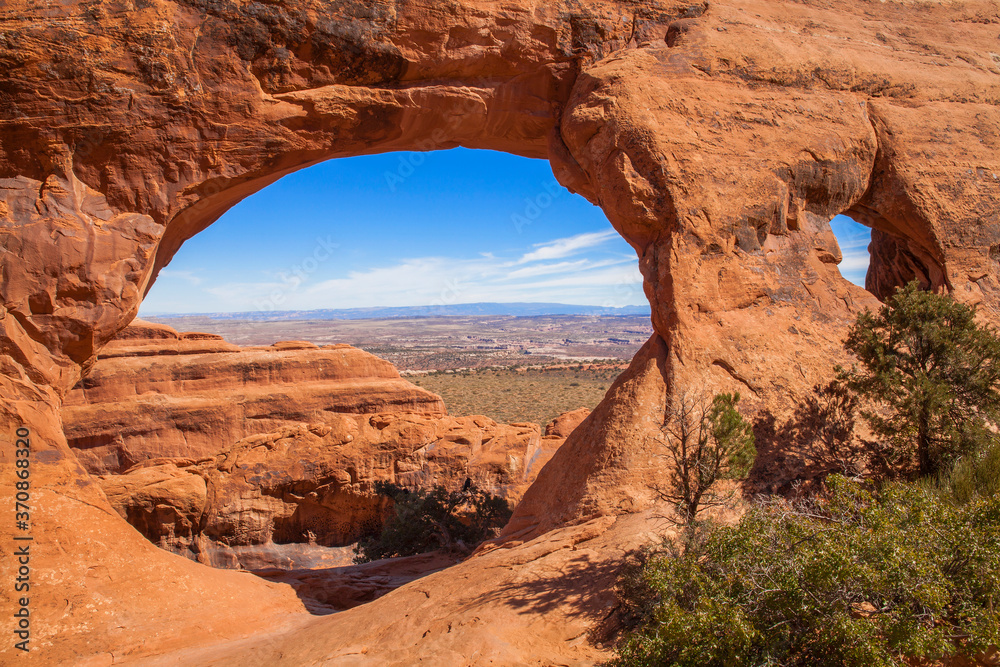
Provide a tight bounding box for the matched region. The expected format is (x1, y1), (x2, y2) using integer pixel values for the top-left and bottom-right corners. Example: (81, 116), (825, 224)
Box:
(1, 0), (999, 662)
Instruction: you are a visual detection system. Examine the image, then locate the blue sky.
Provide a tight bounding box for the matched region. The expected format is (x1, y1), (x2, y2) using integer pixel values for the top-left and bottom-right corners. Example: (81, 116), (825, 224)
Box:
(139, 148), (871, 315)
(830, 215), (871, 287)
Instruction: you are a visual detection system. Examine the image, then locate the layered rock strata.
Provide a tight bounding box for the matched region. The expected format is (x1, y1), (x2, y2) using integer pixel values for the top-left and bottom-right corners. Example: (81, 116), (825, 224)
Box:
(62, 320), (446, 473)
(1, 0), (999, 662)
(63, 321), (583, 568)
(97, 411), (560, 568)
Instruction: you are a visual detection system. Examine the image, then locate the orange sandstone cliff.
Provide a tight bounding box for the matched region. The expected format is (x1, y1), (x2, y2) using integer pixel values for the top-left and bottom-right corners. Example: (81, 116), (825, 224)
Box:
(61, 321), (582, 570)
(1, 0), (998, 663)
(62, 319), (446, 473)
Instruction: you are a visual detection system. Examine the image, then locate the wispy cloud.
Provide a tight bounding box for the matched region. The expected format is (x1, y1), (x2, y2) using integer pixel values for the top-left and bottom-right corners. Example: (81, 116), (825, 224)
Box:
(142, 215), (876, 315)
(143, 228), (645, 314)
(830, 215), (872, 287)
(298, 252), (643, 309)
(839, 253), (871, 272)
(505, 257), (631, 280)
(157, 269), (203, 286)
(517, 230), (618, 263)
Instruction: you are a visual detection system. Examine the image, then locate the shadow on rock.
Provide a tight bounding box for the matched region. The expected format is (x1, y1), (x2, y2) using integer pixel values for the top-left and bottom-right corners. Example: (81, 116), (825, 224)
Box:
(748, 382), (876, 496)
(254, 550), (461, 615)
(475, 549), (621, 621)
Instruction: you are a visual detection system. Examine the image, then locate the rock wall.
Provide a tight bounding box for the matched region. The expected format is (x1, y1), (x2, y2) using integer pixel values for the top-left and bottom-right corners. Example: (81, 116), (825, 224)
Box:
(1, 0), (999, 662)
(62, 319), (446, 473)
(63, 321), (582, 568)
(99, 410), (571, 569)
(99, 414), (565, 568)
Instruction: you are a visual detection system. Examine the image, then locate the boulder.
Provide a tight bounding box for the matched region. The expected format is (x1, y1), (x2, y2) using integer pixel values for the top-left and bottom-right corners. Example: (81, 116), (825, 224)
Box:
(545, 407), (591, 438)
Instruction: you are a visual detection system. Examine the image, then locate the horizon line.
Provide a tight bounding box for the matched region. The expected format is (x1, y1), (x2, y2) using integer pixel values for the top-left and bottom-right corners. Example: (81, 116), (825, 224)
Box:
(141, 301), (653, 319)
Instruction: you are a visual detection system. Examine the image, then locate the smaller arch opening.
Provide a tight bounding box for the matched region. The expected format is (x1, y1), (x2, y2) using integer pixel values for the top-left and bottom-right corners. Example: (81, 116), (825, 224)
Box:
(829, 214), (872, 290)
(838, 201), (952, 301)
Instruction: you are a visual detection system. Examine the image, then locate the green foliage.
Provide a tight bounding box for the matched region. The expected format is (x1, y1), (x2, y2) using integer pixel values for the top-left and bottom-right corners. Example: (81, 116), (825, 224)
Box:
(609, 476), (1000, 667)
(839, 281), (1000, 477)
(353, 481), (512, 563)
(709, 393), (757, 479)
(935, 436), (1000, 505)
(609, 283), (1000, 666)
(657, 392), (757, 524)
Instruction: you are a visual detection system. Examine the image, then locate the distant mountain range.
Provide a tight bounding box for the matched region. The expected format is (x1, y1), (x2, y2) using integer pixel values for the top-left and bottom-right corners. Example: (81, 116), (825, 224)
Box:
(149, 302), (651, 321)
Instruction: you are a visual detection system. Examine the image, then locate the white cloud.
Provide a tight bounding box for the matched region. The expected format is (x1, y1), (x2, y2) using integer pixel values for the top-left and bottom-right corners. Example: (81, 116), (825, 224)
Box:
(828, 215), (871, 289)
(141, 229), (646, 314)
(157, 269), (203, 286)
(839, 252), (871, 272)
(295, 254), (642, 309)
(504, 258), (633, 280)
(835, 236), (871, 287)
(517, 230), (619, 263)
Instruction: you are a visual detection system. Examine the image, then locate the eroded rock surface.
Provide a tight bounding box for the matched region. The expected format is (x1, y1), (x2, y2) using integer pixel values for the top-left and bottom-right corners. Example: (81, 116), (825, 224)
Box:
(1, 0), (999, 662)
(544, 406), (591, 437)
(98, 411), (561, 568)
(63, 321), (573, 568)
(62, 320), (446, 473)
(254, 550), (462, 615)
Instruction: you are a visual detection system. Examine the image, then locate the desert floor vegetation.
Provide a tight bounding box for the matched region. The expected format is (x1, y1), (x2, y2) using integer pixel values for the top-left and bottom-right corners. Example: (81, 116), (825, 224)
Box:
(608, 283), (1000, 667)
(412, 364), (624, 425)
(354, 481), (512, 564)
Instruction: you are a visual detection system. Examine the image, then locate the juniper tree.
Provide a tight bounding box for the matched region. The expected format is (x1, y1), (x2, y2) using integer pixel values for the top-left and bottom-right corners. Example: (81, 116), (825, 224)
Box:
(609, 476), (1000, 667)
(656, 391), (756, 526)
(839, 281), (1000, 477)
(354, 481), (511, 563)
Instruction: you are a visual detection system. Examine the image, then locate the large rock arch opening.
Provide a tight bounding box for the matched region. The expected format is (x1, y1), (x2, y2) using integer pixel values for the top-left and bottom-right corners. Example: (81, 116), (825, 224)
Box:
(2, 0), (999, 662)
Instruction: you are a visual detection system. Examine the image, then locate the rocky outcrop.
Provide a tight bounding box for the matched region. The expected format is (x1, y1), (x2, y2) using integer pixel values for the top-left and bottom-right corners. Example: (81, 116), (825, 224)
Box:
(98, 411), (560, 568)
(64, 322), (572, 569)
(865, 228), (947, 302)
(2, 0), (999, 662)
(545, 407), (591, 438)
(255, 551), (461, 615)
(62, 320), (446, 473)
(96, 318), (242, 357)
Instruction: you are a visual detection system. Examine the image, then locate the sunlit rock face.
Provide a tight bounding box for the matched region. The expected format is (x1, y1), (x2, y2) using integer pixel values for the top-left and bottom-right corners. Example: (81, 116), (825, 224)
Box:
(61, 319), (448, 474)
(63, 322), (573, 568)
(1, 0), (998, 662)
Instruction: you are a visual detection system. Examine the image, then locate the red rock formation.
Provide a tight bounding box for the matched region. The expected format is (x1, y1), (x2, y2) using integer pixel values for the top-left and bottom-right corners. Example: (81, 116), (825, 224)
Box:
(545, 407), (591, 437)
(64, 321), (575, 568)
(97, 318), (241, 357)
(62, 320), (446, 473)
(255, 551), (462, 614)
(98, 411), (556, 568)
(1, 0), (999, 662)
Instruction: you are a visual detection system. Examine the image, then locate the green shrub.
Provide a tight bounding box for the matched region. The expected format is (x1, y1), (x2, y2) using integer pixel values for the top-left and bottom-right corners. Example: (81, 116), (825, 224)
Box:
(935, 437), (1000, 505)
(609, 476), (1000, 667)
(353, 481), (512, 563)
